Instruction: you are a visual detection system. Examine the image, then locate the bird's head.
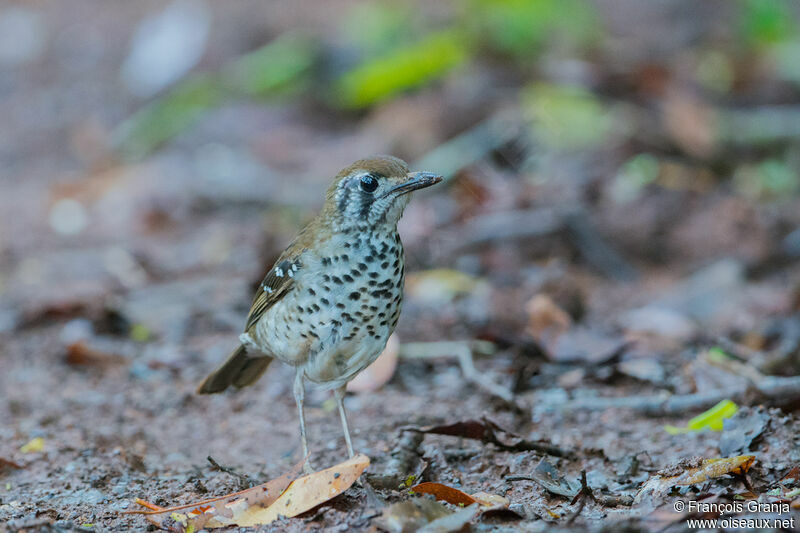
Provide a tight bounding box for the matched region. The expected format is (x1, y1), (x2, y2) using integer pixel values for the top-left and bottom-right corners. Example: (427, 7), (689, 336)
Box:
(323, 155), (442, 232)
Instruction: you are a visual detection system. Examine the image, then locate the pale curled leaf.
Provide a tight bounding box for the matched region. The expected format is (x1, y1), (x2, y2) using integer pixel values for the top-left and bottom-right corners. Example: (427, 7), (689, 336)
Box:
(635, 455), (755, 503)
(233, 454), (369, 526)
(128, 455), (369, 529)
(128, 459), (305, 530)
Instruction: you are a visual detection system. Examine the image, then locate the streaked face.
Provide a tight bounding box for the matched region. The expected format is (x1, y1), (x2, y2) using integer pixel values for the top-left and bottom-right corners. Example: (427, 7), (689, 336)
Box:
(328, 156), (442, 231)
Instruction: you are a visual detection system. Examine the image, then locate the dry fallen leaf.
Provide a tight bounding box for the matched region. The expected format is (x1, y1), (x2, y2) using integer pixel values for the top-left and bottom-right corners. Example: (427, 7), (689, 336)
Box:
(128, 455), (369, 530)
(410, 482), (510, 511)
(65, 340), (127, 367)
(635, 455), (755, 503)
(128, 459), (304, 530)
(526, 294), (571, 346)
(234, 454), (369, 526)
(403, 417), (569, 457)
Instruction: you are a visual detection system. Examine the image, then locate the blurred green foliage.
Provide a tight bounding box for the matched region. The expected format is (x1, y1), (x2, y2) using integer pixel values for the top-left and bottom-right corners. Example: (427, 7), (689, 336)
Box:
(468, 0), (597, 58)
(223, 33), (316, 96)
(522, 83), (612, 150)
(738, 0), (796, 47)
(115, 34), (315, 160)
(734, 158), (799, 199)
(114, 74), (221, 161)
(611, 153), (660, 204)
(340, 3), (414, 56)
(334, 29), (469, 109)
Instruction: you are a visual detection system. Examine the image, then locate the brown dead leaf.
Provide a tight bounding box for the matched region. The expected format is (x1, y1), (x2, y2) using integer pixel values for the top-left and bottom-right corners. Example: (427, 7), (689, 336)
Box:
(0, 457), (24, 472)
(410, 482), (510, 511)
(403, 417), (570, 457)
(129, 455), (369, 530)
(635, 455), (755, 503)
(65, 341), (126, 367)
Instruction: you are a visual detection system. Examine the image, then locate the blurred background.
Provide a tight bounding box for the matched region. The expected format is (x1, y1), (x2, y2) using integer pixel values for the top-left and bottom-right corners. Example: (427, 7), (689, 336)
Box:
(2, 0), (800, 529)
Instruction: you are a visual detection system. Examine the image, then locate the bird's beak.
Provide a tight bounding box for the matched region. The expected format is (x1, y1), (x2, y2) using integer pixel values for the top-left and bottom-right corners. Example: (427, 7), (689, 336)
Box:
(386, 171), (443, 197)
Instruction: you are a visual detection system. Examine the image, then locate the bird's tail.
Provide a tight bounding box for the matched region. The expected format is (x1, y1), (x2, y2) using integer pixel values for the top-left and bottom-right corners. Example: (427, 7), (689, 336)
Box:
(197, 344), (272, 394)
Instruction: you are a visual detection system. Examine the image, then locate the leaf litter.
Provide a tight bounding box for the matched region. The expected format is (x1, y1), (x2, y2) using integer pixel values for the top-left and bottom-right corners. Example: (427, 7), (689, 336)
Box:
(127, 454), (369, 530)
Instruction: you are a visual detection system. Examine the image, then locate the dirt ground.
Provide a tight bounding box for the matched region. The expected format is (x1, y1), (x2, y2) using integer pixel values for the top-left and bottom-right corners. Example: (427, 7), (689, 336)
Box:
(2, 1), (800, 531)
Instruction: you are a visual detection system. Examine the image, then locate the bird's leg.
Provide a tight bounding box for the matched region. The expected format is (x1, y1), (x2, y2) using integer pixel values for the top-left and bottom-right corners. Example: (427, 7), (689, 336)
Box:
(334, 385), (354, 458)
(294, 369), (314, 474)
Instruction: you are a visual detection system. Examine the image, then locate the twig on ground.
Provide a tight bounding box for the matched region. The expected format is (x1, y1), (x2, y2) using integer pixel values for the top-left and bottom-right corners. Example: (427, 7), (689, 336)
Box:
(536, 376), (800, 415)
(567, 471), (595, 524)
(400, 341), (520, 409)
(206, 456), (257, 490)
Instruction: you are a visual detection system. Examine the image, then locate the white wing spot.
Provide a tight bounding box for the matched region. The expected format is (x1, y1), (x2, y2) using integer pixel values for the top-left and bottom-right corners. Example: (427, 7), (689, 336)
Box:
(275, 268), (284, 277)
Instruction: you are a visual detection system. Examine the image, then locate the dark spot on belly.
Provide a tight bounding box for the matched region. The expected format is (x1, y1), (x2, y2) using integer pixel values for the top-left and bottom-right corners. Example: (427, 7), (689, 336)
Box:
(368, 272), (379, 279)
(357, 262), (368, 271)
(348, 291), (361, 300)
(336, 302), (346, 309)
(321, 297), (330, 305)
(343, 274), (354, 282)
(332, 276), (343, 284)
(307, 288), (316, 296)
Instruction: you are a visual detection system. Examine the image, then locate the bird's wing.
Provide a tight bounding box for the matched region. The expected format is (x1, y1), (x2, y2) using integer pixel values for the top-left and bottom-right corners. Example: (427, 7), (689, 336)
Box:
(244, 254), (303, 333)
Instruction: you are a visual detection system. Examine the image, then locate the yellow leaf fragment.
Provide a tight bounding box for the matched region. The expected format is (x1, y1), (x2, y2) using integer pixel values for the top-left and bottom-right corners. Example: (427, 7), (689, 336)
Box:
(664, 399), (738, 434)
(20, 437), (44, 454)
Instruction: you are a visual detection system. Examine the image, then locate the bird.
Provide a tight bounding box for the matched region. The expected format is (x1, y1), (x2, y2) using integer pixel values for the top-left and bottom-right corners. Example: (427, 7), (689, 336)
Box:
(198, 155), (441, 469)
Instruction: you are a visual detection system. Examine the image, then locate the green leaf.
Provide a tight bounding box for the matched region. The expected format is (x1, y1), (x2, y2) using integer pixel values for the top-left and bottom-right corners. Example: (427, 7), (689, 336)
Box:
(114, 33), (316, 160)
(467, 0), (598, 58)
(340, 2), (413, 56)
(224, 33), (316, 96)
(664, 399), (739, 435)
(739, 0), (796, 47)
(334, 29), (469, 109)
(522, 82), (613, 150)
(114, 74), (222, 161)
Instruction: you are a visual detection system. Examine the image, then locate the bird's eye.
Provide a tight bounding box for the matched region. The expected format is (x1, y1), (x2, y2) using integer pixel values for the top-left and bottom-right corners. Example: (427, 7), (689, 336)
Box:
(359, 175), (379, 193)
